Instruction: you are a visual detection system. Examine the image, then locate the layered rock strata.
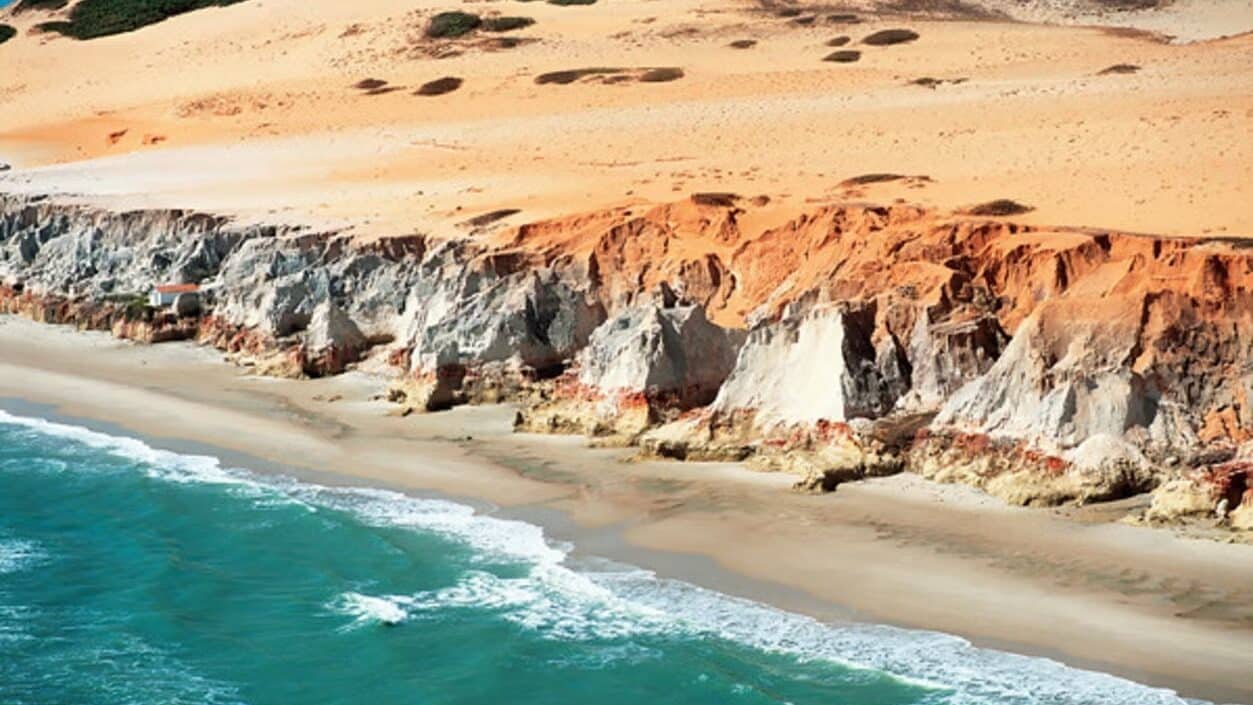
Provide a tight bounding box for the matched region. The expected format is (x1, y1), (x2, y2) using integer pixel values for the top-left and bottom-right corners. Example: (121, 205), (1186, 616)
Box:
(2, 192), (1251, 533)
(514, 301), (744, 441)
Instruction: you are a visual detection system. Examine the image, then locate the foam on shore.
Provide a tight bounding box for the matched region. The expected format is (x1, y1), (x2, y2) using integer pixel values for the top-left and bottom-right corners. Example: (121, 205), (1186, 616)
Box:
(0, 408), (1215, 705)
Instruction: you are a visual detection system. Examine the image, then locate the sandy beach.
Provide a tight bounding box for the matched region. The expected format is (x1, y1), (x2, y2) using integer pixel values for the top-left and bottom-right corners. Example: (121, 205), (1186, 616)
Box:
(1, 314), (1249, 704)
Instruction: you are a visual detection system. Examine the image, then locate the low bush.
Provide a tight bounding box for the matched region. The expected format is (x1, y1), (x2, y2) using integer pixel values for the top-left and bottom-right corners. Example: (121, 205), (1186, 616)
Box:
(426, 11), (481, 38)
(638, 67), (684, 83)
(1098, 63), (1140, 75)
(483, 16), (534, 32)
(535, 67), (623, 85)
(416, 76), (463, 96)
(863, 29), (919, 46)
(968, 199), (1033, 216)
(36, 0), (251, 40)
(841, 173), (904, 186)
(823, 50), (860, 63)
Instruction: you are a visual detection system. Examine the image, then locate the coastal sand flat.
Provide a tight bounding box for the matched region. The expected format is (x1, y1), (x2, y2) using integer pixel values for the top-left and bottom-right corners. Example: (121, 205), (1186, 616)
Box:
(1, 0), (1250, 239)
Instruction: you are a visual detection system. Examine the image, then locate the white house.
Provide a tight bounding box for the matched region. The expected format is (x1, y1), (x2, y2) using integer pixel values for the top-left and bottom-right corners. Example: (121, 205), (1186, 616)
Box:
(149, 283), (200, 308)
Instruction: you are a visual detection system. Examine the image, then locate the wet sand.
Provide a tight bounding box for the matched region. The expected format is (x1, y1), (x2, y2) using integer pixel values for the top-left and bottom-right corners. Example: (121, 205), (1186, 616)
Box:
(1, 315), (1251, 704)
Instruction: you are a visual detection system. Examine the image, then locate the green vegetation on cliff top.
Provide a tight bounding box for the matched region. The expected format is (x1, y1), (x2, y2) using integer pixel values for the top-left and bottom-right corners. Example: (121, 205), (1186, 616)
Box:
(37, 0), (250, 40)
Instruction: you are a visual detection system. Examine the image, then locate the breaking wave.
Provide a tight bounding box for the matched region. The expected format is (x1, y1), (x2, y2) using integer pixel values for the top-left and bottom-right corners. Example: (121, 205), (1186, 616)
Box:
(0, 409), (1214, 705)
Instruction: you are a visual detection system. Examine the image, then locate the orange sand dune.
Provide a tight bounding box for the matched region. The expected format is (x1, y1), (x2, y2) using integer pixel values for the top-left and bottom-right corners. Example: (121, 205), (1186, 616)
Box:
(0, 0), (1250, 239)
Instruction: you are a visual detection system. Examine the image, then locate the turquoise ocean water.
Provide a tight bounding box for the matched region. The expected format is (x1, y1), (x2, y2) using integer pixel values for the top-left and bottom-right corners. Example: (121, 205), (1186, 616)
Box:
(0, 408), (1215, 705)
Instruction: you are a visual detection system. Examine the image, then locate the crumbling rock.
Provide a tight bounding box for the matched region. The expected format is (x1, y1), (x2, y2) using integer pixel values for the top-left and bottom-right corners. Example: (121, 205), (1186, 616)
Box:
(515, 302), (743, 439)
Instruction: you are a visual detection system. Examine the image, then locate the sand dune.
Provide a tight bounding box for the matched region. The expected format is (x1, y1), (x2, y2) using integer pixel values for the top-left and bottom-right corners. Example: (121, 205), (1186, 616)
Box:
(0, 0), (1249, 239)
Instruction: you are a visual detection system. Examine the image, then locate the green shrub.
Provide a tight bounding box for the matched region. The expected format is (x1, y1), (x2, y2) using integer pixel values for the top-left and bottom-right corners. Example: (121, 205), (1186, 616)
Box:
(415, 76), (463, 96)
(0, 25), (16, 45)
(968, 199), (1033, 217)
(841, 173), (904, 186)
(823, 50), (860, 63)
(426, 11), (481, 38)
(482, 16), (534, 32)
(535, 67), (622, 85)
(862, 29), (919, 46)
(102, 292), (152, 321)
(638, 67), (684, 83)
(36, 0), (251, 40)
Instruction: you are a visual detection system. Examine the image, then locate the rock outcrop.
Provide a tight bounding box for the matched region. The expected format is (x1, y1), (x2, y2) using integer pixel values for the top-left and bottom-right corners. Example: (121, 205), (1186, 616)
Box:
(300, 300), (368, 377)
(515, 302), (744, 440)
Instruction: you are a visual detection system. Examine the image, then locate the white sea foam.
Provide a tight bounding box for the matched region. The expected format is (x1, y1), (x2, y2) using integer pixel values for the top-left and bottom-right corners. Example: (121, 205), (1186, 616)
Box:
(0, 409), (1219, 705)
(330, 592), (409, 630)
(0, 537), (45, 575)
(0, 409), (259, 490)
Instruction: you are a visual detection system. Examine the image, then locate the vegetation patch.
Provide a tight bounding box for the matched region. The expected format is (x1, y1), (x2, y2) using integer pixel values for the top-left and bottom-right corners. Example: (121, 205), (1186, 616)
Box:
(1098, 63), (1140, 75)
(415, 76), (463, 96)
(841, 173), (905, 186)
(863, 28), (919, 46)
(729, 39), (757, 49)
(823, 50), (861, 63)
(546, 0), (597, 5)
(483, 16), (534, 32)
(968, 199), (1033, 216)
(826, 35), (850, 47)
(910, 76), (967, 89)
(535, 66), (685, 86)
(827, 13), (861, 23)
(35, 0), (251, 40)
(0, 25), (15, 45)
(352, 79), (402, 95)
(690, 192), (739, 208)
(535, 67), (625, 85)
(426, 11), (482, 38)
(486, 36), (531, 50)
(102, 292), (153, 321)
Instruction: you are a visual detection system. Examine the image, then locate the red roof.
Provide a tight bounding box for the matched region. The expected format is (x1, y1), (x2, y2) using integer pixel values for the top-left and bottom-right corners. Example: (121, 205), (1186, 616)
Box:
(154, 283), (199, 294)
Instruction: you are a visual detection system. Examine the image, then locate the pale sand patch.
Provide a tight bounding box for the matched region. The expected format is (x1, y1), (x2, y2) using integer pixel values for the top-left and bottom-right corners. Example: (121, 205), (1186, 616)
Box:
(0, 315), (1250, 703)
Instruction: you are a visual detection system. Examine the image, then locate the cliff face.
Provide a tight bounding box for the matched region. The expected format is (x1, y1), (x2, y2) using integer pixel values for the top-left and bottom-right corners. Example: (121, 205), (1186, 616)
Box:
(515, 301), (744, 440)
(2, 192), (1250, 533)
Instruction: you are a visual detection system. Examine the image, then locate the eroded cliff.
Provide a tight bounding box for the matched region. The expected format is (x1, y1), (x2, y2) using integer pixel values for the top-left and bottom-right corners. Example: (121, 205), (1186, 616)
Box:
(2, 192), (1249, 536)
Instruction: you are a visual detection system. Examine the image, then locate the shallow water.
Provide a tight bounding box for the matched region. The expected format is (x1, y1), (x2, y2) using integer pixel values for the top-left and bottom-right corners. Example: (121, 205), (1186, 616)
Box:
(0, 409), (1212, 705)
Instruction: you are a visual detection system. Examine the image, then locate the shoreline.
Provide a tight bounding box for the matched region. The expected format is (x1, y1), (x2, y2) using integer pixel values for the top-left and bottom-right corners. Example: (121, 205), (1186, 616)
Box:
(1, 315), (1251, 704)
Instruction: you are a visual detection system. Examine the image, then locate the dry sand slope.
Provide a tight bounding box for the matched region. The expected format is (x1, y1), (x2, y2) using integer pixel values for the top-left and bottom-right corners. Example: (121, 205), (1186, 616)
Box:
(0, 0), (1250, 239)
